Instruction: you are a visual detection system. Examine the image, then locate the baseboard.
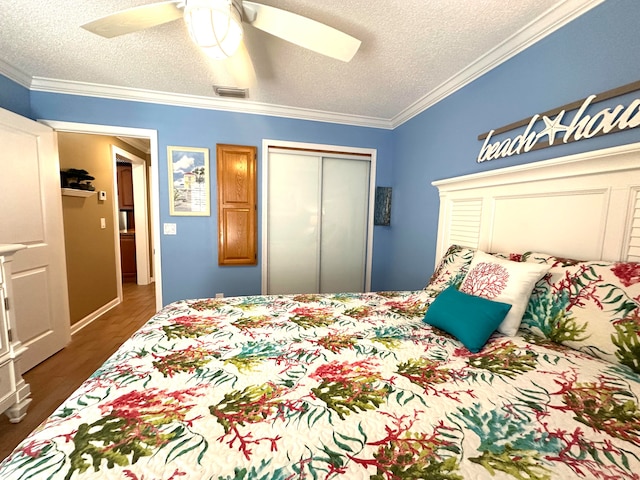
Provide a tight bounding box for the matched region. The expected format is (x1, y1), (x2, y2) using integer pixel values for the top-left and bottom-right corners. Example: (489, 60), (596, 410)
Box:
(70, 297), (120, 336)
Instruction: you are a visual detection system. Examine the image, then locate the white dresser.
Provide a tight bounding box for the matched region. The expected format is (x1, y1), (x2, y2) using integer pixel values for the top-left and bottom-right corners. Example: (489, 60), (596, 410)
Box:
(0, 244), (31, 422)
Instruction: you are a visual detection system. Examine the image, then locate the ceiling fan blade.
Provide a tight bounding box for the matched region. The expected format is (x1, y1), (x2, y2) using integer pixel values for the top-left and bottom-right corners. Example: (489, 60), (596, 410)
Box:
(81, 1), (184, 38)
(222, 42), (257, 89)
(242, 2), (361, 62)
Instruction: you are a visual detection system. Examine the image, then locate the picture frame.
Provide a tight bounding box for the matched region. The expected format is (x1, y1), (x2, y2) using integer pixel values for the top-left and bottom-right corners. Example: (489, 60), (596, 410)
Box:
(168, 146), (210, 216)
(374, 186), (392, 226)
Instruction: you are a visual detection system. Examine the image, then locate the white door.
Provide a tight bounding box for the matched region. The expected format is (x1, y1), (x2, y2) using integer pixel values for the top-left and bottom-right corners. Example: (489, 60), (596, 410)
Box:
(320, 157), (370, 293)
(0, 107), (71, 372)
(266, 149), (371, 295)
(267, 152), (321, 294)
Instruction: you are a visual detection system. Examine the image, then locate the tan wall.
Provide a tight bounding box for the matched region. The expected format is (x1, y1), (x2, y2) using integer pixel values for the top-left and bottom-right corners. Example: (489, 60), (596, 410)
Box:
(58, 132), (148, 324)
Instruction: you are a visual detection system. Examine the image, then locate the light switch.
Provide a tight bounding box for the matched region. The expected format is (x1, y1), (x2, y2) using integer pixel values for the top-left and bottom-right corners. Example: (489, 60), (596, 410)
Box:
(100, 218), (106, 229)
(163, 223), (177, 235)
(98, 191), (107, 201)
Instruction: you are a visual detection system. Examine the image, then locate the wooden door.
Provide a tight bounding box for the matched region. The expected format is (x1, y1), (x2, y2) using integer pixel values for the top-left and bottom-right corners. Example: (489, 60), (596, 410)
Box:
(117, 163), (134, 210)
(120, 233), (137, 282)
(0, 108), (71, 372)
(216, 144), (257, 265)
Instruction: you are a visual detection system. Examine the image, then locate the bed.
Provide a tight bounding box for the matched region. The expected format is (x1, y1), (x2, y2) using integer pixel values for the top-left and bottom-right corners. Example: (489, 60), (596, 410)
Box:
(1, 144), (639, 480)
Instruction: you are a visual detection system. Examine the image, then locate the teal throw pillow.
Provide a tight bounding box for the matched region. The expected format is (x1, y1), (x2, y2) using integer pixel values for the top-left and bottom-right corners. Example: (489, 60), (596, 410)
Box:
(423, 286), (512, 353)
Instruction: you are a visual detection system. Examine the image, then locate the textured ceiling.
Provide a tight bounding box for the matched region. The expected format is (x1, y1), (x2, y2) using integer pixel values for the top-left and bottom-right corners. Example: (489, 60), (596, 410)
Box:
(0, 1), (597, 125)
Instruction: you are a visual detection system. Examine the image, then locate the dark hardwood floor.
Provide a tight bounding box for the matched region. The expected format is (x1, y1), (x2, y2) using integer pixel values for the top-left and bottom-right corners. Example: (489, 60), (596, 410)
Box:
(0, 282), (157, 461)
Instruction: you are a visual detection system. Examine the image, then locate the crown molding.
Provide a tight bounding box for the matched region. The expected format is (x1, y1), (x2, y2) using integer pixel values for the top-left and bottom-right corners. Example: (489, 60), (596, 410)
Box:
(390, 0), (605, 128)
(116, 136), (151, 154)
(0, 58), (31, 88)
(29, 76), (394, 130)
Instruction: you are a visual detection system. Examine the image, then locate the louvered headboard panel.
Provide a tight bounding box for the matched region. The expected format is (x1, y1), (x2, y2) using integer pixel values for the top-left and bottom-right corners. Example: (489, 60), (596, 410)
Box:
(432, 143), (640, 266)
(446, 199), (482, 249)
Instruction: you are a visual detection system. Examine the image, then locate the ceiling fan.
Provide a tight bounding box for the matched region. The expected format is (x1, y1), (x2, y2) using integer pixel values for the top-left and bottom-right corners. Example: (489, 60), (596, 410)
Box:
(81, 0), (361, 62)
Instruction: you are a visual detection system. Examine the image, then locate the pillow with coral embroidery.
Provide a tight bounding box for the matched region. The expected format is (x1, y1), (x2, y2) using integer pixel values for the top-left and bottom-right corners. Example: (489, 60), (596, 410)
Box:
(520, 254), (640, 371)
(460, 250), (550, 336)
(424, 244), (476, 293)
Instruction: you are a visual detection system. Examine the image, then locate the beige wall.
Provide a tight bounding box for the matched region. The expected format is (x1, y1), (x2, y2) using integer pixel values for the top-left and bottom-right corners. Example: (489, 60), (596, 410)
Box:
(58, 132), (148, 325)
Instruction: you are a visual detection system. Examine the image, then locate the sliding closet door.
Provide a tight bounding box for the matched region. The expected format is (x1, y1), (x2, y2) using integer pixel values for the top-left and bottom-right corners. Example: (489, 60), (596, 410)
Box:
(320, 158), (369, 293)
(266, 149), (371, 295)
(267, 152), (321, 294)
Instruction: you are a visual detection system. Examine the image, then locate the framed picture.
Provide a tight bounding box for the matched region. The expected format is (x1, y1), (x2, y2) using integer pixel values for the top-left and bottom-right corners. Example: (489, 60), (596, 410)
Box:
(374, 186), (392, 226)
(168, 146), (210, 216)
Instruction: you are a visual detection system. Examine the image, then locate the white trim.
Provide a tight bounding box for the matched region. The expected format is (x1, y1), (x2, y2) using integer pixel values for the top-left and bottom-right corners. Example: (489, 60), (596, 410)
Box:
(30, 77), (393, 129)
(390, 0), (604, 128)
(148, 164), (156, 283)
(432, 141), (640, 264)
(264, 139), (378, 157)
(0, 58), (31, 88)
(260, 141), (269, 293)
(110, 149), (124, 305)
(70, 298), (120, 335)
(39, 120), (163, 312)
(261, 139), (377, 294)
(117, 136), (151, 154)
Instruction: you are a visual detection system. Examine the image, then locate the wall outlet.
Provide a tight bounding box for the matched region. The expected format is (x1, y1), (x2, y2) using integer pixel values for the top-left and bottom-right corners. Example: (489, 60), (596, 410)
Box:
(163, 223), (177, 235)
(215, 293), (224, 298)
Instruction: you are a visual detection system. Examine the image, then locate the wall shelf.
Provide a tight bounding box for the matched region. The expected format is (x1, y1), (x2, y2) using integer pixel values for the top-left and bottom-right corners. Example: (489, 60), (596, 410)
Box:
(61, 188), (96, 198)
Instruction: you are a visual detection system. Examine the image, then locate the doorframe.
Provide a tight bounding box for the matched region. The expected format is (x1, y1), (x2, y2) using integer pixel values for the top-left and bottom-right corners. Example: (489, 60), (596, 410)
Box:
(39, 120), (163, 311)
(261, 139), (377, 294)
(112, 146), (152, 287)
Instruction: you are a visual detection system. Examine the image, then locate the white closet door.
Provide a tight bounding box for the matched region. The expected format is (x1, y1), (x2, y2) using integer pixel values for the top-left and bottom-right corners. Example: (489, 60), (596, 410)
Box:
(320, 158), (369, 293)
(266, 150), (371, 295)
(267, 152), (321, 294)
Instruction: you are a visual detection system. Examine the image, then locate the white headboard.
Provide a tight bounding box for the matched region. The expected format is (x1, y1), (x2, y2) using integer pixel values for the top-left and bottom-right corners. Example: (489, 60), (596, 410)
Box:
(432, 143), (640, 265)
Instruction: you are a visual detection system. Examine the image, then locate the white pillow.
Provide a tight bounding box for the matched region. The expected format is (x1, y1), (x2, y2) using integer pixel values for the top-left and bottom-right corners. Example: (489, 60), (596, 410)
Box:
(460, 250), (550, 336)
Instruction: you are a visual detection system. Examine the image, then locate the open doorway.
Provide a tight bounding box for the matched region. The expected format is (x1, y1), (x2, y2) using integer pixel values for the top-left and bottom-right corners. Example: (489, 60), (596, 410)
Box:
(112, 146), (153, 292)
(42, 120), (163, 313)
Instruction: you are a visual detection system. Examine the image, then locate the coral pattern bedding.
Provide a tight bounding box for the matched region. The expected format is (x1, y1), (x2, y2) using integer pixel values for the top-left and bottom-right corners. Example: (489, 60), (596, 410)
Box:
(2, 266), (640, 480)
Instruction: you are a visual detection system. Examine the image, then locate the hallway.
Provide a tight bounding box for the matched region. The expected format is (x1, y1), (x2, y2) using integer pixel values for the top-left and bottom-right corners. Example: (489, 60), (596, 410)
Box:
(0, 282), (157, 460)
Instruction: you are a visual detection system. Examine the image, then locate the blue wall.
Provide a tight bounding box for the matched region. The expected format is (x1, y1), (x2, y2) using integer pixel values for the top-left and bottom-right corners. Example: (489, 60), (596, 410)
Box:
(0, 75), (30, 118)
(1, 0), (638, 302)
(27, 93), (394, 303)
(389, 0), (640, 290)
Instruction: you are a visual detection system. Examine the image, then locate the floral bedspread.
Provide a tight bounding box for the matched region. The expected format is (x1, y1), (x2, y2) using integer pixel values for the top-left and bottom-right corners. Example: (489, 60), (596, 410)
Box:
(2, 290), (640, 480)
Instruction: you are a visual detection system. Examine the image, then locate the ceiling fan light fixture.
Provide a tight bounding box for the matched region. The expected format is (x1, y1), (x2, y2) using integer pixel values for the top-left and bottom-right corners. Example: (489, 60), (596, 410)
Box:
(184, 0), (243, 60)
